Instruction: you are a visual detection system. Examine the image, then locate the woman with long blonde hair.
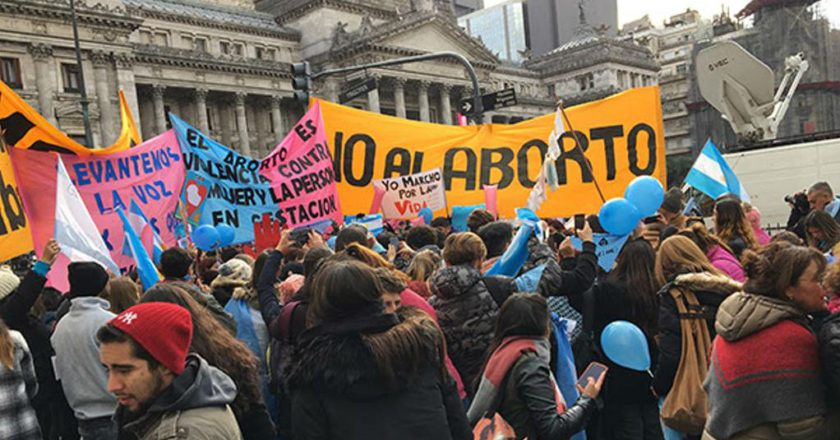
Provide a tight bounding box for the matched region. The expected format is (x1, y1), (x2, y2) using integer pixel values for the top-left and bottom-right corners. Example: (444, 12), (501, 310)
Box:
(713, 199), (758, 259)
(0, 318), (40, 439)
(405, 249), (442, 299)
(652, 236), (742, 402)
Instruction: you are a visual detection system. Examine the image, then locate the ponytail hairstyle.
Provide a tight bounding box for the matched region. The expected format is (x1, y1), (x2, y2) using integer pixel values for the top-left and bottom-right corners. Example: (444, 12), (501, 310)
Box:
(0, 318), (13, 370)
(714, 199), (758, 250)
(678, 223), (735, 256)
(742, 241), (826, 301)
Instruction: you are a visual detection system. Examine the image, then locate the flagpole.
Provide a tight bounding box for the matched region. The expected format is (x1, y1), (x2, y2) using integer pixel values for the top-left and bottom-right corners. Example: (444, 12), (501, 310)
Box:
(557, 100), (606, 203)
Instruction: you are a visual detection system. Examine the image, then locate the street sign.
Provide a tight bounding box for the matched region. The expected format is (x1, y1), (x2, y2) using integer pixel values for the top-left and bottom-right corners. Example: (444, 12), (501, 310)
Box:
(339, 77), (379, 104)
(482, 88), (517, 112)
(458, 87), (518, 115)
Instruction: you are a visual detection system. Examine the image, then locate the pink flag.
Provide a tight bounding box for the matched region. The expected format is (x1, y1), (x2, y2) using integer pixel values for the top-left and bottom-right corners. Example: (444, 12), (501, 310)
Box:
(259, 101), (343, 229)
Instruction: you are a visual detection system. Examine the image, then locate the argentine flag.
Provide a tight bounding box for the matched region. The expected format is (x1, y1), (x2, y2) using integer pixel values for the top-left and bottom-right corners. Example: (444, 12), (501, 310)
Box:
(684, 140), (750, 202)
(117, 207), (161, 291)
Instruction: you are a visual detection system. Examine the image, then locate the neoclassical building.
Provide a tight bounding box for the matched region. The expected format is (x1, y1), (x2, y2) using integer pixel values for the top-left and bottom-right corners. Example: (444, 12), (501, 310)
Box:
(0, 0), (660, 158)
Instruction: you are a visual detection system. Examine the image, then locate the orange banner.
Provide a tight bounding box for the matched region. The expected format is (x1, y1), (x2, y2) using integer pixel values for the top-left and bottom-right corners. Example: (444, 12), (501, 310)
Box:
(0, 81), (141, 156)
(316, 86), (666, 218)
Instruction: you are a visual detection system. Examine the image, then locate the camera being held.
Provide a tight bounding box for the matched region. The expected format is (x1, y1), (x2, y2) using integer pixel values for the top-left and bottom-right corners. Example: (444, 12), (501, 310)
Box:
(785, 191), (810, 215)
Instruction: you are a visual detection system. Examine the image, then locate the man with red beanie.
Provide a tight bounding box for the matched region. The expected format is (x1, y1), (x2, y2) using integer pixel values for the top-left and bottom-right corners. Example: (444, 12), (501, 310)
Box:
(97, 302), (242, 439)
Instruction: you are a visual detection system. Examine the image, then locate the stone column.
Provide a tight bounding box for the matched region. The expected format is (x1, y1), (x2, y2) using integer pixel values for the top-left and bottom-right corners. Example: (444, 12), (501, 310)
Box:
(194, 88), (210, 134)
(90, 51), (116, 144)
(366, 75), (381, 113)
(28, 44), (56, 125)
(439, 84), (453, 125)
(114, 54), (140, 125)
(152, 84), (167, 135)
(234, 92), (251, 156)
(418, 81), (430, 122)
(393, 78), (406, 119)
(270, 95), (284, 142)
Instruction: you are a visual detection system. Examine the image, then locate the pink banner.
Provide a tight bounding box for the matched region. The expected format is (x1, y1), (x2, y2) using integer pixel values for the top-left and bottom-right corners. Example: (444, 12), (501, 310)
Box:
(11, 130), (185, 290)
(260, 101), (342, 228)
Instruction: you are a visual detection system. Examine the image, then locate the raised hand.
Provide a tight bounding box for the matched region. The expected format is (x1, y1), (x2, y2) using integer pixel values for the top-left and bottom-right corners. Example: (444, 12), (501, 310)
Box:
(42, 239), (61, 265)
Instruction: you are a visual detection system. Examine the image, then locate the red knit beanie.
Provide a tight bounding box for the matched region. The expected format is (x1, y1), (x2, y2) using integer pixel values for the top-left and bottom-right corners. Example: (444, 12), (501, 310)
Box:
(108, 302), (193, 375)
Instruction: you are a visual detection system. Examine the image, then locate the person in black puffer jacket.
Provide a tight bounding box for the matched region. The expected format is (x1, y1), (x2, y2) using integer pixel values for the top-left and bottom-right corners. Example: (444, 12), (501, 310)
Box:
(288, 259), (471, 440)
(430, 232), (504, 392)
(653, 236), (742, 398)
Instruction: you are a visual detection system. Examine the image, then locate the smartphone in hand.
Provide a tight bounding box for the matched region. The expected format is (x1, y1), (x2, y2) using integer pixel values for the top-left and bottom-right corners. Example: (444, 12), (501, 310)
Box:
(576, 362), (608, 389)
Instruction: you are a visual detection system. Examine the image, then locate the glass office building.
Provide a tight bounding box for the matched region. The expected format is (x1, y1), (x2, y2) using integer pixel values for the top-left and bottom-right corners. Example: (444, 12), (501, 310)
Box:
(459, 1), (529, 63)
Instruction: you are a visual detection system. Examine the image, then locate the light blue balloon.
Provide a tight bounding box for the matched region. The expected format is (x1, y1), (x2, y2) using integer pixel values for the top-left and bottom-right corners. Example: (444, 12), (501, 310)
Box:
(599, 198), (641, 236)
(192, 225), (221, 251)
(625, 176), (665, 217)
(216, 224), (236, 248)
(601, 320), (650, 371)
(418, 207), (433, 225)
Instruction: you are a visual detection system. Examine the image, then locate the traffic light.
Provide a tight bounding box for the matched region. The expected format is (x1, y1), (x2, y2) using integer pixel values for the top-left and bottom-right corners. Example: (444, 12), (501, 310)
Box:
(291, 61), (311, 104)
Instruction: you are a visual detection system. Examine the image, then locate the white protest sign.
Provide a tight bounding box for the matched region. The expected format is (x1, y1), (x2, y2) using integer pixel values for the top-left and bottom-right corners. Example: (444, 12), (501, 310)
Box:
(374, 168), (447, 219)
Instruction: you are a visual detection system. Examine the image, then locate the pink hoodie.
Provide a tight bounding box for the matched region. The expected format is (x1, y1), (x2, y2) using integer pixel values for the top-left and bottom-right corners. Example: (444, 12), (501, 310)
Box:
(707, 245), (746, 282)
(401, 288), (468, 400)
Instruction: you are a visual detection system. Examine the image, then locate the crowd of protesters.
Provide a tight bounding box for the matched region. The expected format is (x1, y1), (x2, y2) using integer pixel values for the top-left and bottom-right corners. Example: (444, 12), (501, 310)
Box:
(1, 180), (840, 440)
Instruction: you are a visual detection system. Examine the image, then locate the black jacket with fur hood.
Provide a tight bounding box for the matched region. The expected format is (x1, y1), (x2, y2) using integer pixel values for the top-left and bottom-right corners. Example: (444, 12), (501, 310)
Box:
(652, 271), (742, 397)
(286, 308), (472, 440)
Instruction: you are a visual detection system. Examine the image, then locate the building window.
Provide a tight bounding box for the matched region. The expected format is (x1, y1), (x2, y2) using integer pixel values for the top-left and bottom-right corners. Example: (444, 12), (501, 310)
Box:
(577, 73), (594, 91)
(140, 30), (153, 44)
(206, 107), (214, 131)
(269, 110), (275, 133)
(676, 64), (687, 74)
(182, 35), (193, 49)
(62, 63), (81, 93)
(154, 32), (169, 47)
(255, 47), (263, 59)
(232, 43), (243, 57)
(194, 38), (207, 52)
(264, 48), (275, 61)
(220, 41), (230, 55)
(0, 58), (22, 89)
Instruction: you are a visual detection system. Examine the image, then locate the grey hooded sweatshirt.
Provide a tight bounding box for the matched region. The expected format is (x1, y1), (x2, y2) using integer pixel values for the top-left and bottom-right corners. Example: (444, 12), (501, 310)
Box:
(115, 353), (242, 440)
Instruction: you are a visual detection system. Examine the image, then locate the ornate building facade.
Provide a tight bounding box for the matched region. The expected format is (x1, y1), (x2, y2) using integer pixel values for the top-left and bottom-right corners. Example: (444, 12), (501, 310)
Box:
(0, 0), (659, 157)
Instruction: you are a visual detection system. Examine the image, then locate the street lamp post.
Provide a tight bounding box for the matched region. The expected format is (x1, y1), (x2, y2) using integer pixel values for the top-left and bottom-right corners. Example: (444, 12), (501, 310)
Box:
(69, 0), (94, 148)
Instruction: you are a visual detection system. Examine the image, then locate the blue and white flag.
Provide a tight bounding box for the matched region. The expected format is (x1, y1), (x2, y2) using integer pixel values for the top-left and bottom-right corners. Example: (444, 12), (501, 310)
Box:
(684, 140), (750, 202)
(117, 207), (161, 291)
(344, 214), (384, 236)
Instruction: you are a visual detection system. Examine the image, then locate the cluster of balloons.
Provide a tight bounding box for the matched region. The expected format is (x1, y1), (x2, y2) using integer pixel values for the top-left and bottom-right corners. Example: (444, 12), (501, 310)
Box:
(191, 224), (236, 251)
(599, 176), (665, 236)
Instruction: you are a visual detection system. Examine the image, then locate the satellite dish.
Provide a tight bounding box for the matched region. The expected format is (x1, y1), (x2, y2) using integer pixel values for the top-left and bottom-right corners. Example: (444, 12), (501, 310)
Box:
(696, 41), (808, 143)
